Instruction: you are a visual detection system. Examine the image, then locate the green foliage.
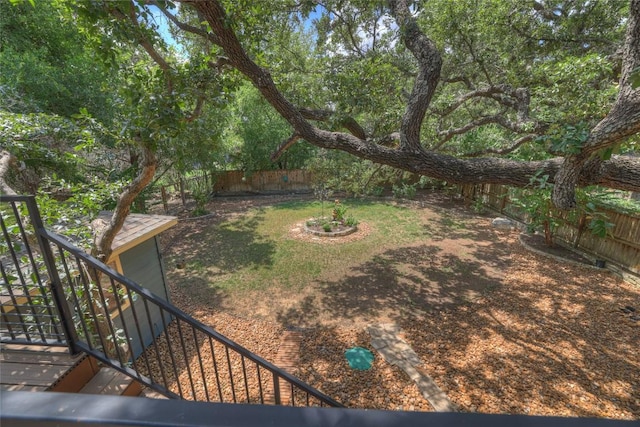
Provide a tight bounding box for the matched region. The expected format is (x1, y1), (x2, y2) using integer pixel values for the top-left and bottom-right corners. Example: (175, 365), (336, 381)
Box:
(392, 183), (417, 200)
(510, 171), (559, 245)
(35, 178), (124, 249)
(419, 0), (626, 156)
(537, 122), (590, 155)
(0, 111), (118, 192)
(590, 192), (640, 216)
(573, 190), (616, 238)
(332, 199), (348, 221)
(0, 1), (116, 121)
(511, 173), (616, 245)
(472, 196), (488, 215)
(531, 53), (618, 125)
(308, 149), (407, 197)
(189, 176), (211, 217)
(226, 83), (315, 172)
(344, 214), (359, 227)
(631, 67), (640, 89)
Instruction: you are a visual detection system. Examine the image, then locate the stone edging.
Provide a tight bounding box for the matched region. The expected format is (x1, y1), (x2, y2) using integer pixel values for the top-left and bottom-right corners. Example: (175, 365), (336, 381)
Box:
(304, 224), (358, 237)
(518, 234), (605, 271)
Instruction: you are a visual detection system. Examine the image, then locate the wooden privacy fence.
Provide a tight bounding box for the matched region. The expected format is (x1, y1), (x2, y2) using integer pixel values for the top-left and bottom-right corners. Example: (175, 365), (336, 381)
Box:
(459, 183), (640, 275)
(212, 169), (312, 193)
(159, 169), (313, 211)
(163, 169), (312, 197)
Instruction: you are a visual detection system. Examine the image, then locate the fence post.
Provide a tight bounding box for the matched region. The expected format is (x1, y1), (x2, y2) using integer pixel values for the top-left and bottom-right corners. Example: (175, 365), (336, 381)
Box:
(179, 178), (186, 207)
(25, 196), (80, 355)
(161, 186), (169, 214)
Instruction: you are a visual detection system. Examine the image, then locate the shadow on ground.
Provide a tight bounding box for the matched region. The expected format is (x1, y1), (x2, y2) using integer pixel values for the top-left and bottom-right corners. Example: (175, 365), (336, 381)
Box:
(276, 228), (513, 328)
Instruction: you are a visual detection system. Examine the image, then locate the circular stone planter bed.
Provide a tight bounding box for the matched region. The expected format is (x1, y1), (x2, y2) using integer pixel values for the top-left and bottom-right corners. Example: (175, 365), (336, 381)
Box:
(304, 219), (358, 237)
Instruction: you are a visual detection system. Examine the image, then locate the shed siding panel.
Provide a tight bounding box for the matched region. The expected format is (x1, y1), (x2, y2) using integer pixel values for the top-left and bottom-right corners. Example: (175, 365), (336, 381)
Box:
(119, 238), (167, 299)
(116, 238), (172, 358)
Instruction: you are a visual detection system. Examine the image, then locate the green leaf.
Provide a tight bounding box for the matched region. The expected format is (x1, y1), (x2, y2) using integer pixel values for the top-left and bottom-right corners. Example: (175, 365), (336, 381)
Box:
(631, 67), (640, 89)
(599, 147), (614, 161)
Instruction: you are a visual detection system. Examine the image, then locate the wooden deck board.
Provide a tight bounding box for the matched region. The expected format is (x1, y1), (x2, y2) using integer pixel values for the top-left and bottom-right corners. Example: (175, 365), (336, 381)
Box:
(1, 383), (49, 392)
(1, 350), (79, 365)
(0, 344), (85, 392)
(0, 364), (72, 385)
(1, 344), (142, 397)
(79, 367), (141, 396)
(1, 343), (71, 354)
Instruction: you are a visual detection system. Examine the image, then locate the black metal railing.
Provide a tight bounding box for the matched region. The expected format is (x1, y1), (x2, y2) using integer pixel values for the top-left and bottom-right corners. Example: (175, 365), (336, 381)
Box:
(0, 195), (342, 408)
(0, 196), (71, 348)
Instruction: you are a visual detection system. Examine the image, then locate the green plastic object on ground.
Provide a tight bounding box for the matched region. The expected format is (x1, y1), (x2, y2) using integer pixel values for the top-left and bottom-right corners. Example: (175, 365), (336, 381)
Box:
(345, 347), (374, 370)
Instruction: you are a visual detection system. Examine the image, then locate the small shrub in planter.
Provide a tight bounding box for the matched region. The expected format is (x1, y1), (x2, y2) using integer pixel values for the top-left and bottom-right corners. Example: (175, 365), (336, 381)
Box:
(305, 200), (359, 236)
(345, 215), (359, 227)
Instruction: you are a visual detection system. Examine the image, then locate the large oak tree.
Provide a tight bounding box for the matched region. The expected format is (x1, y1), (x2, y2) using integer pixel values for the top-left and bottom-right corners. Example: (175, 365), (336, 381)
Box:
(134, 0), (640, 210)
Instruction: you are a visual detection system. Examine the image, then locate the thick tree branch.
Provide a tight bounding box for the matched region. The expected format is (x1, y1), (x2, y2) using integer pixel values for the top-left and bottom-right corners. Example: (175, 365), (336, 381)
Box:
(441, 75), (474, 89)
(434, 86), (512, 116)
(185, 95), (206, 123)
(183, 0), (640, 202)
(92, 144), (157, 262)
(370, 132), (401, 147)
(271, 134), (302, 161)
(435, 113), (508, 148)
(299, 108), (367, 140)
(582, 0), (640, 155)
(434, 111), (540, 151)
(432, 84), (535, 147)
(0, 151), (17, 196)
(389, 0), (442, 152)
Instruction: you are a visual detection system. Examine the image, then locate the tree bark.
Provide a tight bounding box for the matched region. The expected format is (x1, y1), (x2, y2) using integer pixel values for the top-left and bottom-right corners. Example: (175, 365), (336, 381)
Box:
(92, 144), (157, 262)
(0, 151), (17, 196)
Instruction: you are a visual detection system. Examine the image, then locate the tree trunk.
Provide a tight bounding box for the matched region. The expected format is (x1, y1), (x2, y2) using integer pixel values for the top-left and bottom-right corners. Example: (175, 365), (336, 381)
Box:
(0, 151), (17, 196)
(92, 143), (157, 263)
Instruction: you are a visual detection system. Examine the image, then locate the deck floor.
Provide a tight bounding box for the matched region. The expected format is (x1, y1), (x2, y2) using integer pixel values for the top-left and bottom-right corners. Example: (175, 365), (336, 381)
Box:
(0, 343), (85, 392)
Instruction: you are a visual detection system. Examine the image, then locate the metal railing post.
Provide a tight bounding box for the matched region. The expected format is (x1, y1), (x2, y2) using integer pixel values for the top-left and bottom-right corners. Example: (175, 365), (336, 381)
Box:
(24, 196), (80, 355)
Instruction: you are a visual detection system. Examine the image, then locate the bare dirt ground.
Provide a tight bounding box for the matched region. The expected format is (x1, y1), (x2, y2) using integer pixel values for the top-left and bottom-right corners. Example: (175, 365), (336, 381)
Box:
(156, 192), (639, 419)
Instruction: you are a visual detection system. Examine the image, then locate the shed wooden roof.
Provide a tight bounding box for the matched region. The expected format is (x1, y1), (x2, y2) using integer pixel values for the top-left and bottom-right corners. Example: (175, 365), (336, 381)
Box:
(95, 212), (177, 257)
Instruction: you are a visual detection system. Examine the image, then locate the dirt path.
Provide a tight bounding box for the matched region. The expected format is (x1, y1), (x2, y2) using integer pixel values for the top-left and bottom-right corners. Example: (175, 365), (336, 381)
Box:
(156, 192), (640, 419)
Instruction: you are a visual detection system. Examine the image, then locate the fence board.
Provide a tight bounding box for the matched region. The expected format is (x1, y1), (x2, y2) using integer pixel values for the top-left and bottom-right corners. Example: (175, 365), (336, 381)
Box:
(460, 183), (639, 274)
(211, 170), (312, 193)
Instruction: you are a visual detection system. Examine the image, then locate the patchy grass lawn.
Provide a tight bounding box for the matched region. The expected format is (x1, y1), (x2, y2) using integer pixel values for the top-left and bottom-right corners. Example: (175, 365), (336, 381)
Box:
(163, 195), (509, 327)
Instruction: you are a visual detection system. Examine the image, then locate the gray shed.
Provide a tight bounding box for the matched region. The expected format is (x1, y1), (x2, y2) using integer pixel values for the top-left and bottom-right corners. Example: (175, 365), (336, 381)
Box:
(97, 212), (177, 358)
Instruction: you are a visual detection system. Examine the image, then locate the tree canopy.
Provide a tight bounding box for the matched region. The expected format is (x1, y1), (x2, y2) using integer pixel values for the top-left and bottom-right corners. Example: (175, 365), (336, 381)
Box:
(61, 0), (638, 210)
